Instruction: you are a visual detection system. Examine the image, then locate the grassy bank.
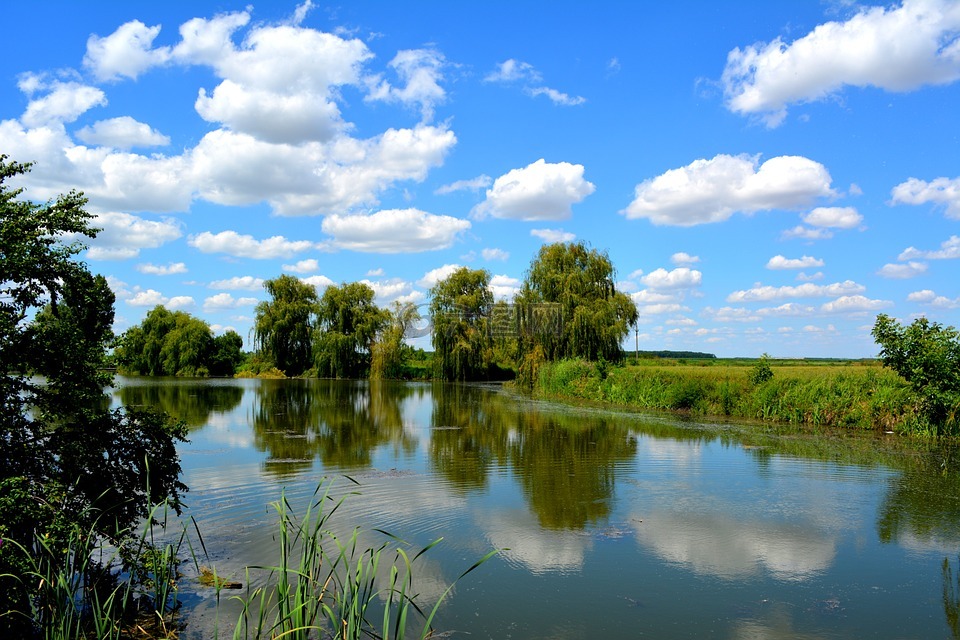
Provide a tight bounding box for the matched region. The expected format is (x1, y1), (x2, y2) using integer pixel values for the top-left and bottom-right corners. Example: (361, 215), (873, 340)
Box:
(532, 358), (921, 433)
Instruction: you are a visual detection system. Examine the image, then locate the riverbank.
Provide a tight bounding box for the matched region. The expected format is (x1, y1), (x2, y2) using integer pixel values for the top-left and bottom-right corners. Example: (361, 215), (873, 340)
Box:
(529, 358), (922, 434)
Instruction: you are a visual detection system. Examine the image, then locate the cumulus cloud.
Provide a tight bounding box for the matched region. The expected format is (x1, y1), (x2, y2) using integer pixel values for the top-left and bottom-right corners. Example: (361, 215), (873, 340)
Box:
(703, 306), (762, 323)
(489, 274), (521, 300)
(722, 0), (960, 126)
(321, 209), (470, 253)
(473, 159), (594, 221)
(76, 116), (170, 149)
(891, 176), (960, 218)
(766, 255), (824, 270)
(898, 235), (960, 260)
(208, 276), (265, 291)
(189, 231), (315, 259)
(203, 293), (258, 311)
(531, 228), (575, 243)
(641, 268), (703, 290)
(484, 59), (585, 106)
(819, 295), (892, 314)
(21, 81), (107, 127)
(527, 86), (586, 106)
(802, 206), (863, 228)
(136, 262), (187, 276)
(283, 259), (319, 274)
(84, 20), (171, 81)
(365, 48), (446, 120)
(622, 154), (835, 226)
(418, 264), (462, 288)
(434, 175), (492, 195)
(908, 289), (960, 308)
(300, 275), (335, 289)
(671, 252), (700, 265)
(877, 261), (928, 278)
(127, 289), (194, 309)
(727, 280), (865, 303)
(360, 278), (421, 305)
(85, 212), (183, 260)
(756, 303), (817, 317)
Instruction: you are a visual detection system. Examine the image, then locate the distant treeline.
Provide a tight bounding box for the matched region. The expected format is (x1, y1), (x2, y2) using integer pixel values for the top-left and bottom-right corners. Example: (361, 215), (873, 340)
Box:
(636, 350), (716, 360)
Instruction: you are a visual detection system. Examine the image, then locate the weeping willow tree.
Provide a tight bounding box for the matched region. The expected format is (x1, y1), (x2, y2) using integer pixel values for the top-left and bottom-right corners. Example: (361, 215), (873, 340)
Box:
(314, 281), (387, 378)
(516, 242), (637, 371)
(430, 267), (494, 381)
(253, 275), (319, 376)
(370, 301), (420, 380)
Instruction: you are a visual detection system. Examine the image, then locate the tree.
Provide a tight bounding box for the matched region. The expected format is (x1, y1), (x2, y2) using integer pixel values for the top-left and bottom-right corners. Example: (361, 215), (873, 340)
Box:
(209, 330), (245, 376)
(254, 274), (319, 376)
(516, 242), (637, 364)
(314, 282), (387, 378)
(872, 314), (960, 434)
(371, 301), (421, 380)
(0, 156), (186, 633)
(430, 267), (494, 381)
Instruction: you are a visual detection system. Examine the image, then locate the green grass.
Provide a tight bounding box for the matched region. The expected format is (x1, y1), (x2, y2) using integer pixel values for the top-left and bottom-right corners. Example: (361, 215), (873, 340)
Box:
(533, 358), (920, 433)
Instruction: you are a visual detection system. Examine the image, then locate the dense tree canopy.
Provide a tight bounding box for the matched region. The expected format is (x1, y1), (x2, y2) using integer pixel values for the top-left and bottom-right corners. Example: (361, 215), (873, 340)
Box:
(430, 267), (495, 381)
(370, 301), (421, 380)
(253, 274), (319, 376)
(314, 281), (387, 378)
(516, 242), (637, 363)
(0, 156), (186, 634)
(873, 313), (960, 434)
(115, 306), (243, 376)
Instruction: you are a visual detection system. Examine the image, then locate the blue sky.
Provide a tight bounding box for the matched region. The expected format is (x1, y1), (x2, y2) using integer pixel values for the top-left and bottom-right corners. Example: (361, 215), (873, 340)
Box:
(2, 0), (959, 358)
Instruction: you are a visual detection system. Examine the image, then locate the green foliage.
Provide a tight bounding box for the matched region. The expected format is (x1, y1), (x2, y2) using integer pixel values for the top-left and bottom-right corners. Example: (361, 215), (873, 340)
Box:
(430, 267), (495, 381)
(516, 242), (637, 364)
(254, 274), (319, 376)
(115, 305), (241, 376)
(749, 353), (774, 385)
(873, 314), (960, 435)
(371, 302), (420, 380)
(314, 282), (388, 378)
(0, 155), (187, 636)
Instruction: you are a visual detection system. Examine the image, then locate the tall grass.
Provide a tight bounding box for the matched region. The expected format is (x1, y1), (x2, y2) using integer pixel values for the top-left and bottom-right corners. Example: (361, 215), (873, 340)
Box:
(231, 480), (496, 640)
(533, 358), (919, 433)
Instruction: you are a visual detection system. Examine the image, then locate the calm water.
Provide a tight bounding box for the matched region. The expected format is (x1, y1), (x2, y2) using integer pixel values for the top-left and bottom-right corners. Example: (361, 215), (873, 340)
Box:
(112, 376), (960, 639)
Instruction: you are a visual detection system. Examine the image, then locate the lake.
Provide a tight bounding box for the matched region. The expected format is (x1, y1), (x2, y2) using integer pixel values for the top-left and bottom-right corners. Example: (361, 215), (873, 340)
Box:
(112, 376), (960, 639)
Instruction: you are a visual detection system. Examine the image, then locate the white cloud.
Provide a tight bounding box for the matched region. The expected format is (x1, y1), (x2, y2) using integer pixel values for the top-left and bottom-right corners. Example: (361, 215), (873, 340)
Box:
(189, 231), (315, 259)
(365, 48), (446, 120)
(797, 271), (824, 282)
(283, 259), (319, 274)
(671, 252), (700, 265)
(722, 0), (960, 126)
(482, 248), (509, 261)
(360, 278), (420, 305)
(820, 295), (892, 314)
(127, 289), (169, 307)
(632, 290), (677, 304)
(802, 206), (863, 228)
(167, 296), (195, 310)
(84, 20), (171, 81)
(21, 82), (106, 127)
(208, 276), (265, 291)
(484, 59), (542, 83)
(756, 303), (817, 317)
(766, 255), (824, 270)
(473, 159), (594, 221)
(727, 280), (865, 302)
(898, 235), (960, 260)
(636, 303), (689, 316)
(623, 154), (835, 226)
(434, 175), (492, 195)
(418, 264), (463, 288)
(877, 261), (928, 279)
(300, 275), (335, 289)
(641, 268), (702, 290)
(136, 262), (187, 276)
(322, 208), (470, 253)
(203, 293), (258, 311)
(76, 116), (170, 149)
(366, 268), (385, 277)
(85, 212), (183, 260)
(781, 225), (834, 240)
(531, 228), (575, 243)
(527, 86), (586, 106)
(908, 289), (960, 308)
(891, 176), (960, 218)
(489, 274), (521, 300)
(703, 307), (762, 323)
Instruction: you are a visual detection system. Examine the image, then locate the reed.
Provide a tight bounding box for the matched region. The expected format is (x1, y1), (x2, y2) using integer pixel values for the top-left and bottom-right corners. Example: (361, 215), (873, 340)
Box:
(533, 358), (920, 433)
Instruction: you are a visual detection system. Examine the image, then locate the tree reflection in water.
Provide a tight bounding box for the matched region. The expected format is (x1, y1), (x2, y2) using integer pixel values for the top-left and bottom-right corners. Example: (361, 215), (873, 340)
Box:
(116, 380), (243, 428)
(945, 556), (960, 639)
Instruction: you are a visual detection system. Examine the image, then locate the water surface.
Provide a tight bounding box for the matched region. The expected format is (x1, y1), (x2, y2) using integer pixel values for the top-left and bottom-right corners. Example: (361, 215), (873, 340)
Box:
(113, 377), (960, 639)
